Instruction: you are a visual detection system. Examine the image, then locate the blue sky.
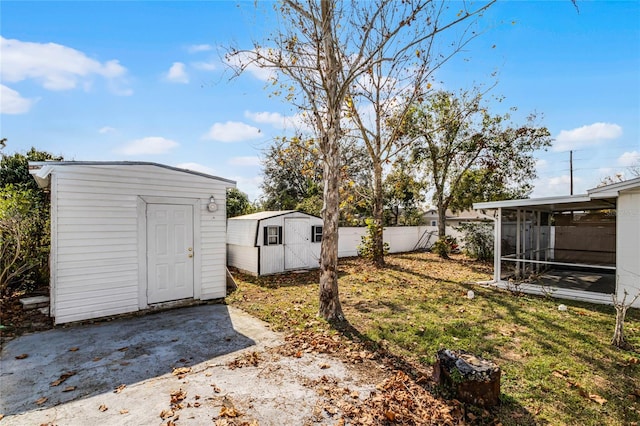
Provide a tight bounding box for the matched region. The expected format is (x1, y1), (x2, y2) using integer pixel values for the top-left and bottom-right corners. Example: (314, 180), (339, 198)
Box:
(1, 1), (639, 202)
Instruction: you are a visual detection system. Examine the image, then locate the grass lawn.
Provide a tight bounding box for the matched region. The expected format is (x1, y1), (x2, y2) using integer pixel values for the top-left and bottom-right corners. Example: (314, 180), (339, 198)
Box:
(227, 252), (640, 426)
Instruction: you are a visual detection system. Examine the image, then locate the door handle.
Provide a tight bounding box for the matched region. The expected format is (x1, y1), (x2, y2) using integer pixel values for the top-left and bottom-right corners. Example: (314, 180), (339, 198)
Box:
(188, 253), (193, 258)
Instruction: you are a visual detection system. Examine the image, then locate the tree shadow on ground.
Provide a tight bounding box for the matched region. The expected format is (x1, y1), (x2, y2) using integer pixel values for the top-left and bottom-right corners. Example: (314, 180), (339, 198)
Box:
(330, 319), (543, 426)
(0, 304), (256, 417)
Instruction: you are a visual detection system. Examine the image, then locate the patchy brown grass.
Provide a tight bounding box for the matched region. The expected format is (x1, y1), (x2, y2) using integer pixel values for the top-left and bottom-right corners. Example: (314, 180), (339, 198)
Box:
(228, 252), (640, 426)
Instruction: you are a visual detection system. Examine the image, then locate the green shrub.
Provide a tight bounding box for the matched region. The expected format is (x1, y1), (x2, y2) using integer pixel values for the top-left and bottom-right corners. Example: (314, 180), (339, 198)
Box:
(357, 219), (389, 259)
(431, 235), (458, 258)
(455, 222), (494, 261)
(0, 185), (50, 295)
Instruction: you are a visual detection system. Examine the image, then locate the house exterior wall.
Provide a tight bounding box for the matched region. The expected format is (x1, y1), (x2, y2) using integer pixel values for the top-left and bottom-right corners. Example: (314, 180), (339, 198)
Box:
(616, 189), (640, 308)
(49, 164), (230, 324)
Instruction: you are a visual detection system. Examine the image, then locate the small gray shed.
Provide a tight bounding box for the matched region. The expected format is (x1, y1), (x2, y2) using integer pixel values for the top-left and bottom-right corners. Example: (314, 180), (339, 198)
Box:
(29, 161), (235, 324)
(227, 211), (323, 276)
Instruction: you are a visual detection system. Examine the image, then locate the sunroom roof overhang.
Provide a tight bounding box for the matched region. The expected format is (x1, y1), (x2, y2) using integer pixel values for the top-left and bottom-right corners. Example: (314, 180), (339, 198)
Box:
(473, 194), (617, 213)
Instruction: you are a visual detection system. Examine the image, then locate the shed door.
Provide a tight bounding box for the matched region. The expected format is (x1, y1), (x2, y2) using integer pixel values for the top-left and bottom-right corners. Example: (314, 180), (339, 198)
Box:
(147, 204), (194, 304)
(284, 218), (310, 270)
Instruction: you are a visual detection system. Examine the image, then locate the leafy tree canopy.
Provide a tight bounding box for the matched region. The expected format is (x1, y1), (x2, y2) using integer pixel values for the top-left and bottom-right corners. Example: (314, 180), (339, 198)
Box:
(226, 187), (254, 218)
(402, 89), (551, 238)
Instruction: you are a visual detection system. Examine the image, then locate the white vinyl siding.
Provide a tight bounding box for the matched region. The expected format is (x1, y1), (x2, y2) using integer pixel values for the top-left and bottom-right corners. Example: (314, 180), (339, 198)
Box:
(616, 190), (640, 308)
(226, 211), (323, 276)
(47, 164), (231, 324)
(227, 245), (259, 275)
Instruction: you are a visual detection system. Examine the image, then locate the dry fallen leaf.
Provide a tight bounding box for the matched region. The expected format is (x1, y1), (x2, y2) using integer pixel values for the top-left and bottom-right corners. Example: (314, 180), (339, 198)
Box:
(120, 409), (129, 414)
(69, 347), (79, 352)
(211, 384), (221, 393)
(93, 357), (102, 362)
(50, 371), (76, 387)
(99, 404), (108, 412)
(219, 405), (239, 418)
(117, 347), (128, 352)
(172, 367), (191, 379)
(170, 389), (187, 404)
(629, 357), (639, 365)
(35, 397), (48, 405)
(385, 410), (396, 421)
(320, 363), (331, 369)
(15, 353), (28, 360)
(160, 409), (174, 419)
(578, 388), (607, 405)
(62, 386), (76, 392)
(114, 384), (126, 394)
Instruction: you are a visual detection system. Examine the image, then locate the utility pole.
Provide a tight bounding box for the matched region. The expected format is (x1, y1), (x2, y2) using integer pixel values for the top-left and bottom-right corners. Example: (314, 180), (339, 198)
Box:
(569, 150), (573, 195)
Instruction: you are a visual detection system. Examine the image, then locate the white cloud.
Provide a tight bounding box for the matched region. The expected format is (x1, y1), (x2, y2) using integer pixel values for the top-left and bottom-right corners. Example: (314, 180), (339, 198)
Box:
(618, 151), (640, 167)
(0, 84), (35, 114)
(192, 61), (217, 71)
(98, 126), (116, 134)
(597, 167), (613, 176)
(228, 156), (261, 166)
(165, 62), (189, 84)
(176, 162), (217, 176)
(231, 175), (263, 202)
(244, 110), (310, 131)
(187, 44), (213, 53)
(531, 175), (584, 198)
(203, 121), (262, 143)
(116, 137), (179, 155)
(553, 122), (622, 152)
(0, 36), (130, 94)
(535, 159), (548, 170)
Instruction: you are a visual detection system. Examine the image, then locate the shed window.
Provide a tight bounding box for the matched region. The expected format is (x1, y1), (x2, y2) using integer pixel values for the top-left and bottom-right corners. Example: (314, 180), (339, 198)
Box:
(311, 225), (323, 243)
(264, 226), (282, 246)
(430, 220), (437, 227)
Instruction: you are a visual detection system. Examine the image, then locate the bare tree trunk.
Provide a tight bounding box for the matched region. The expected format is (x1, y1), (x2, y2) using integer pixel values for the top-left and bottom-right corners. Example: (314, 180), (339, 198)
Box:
(611, 304), (627, 348)
(611, 290), (639, 349)
(437, 201), (447, 239)
(372, 158), (385, 267)
(318, 0), (344, 322)
(319, 138), (344, 322)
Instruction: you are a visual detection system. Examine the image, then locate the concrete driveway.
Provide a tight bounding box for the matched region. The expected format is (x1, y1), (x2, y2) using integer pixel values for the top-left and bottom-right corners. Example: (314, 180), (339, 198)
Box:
(0, 304), (379, 425)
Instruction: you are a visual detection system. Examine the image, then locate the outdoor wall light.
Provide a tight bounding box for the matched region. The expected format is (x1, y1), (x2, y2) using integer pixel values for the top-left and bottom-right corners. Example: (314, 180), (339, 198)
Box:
(207, 195), (218, 212)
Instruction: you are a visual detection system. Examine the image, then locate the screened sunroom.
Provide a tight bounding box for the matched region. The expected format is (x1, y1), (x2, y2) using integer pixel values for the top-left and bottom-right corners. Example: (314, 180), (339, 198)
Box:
(473, 177), (640, 308)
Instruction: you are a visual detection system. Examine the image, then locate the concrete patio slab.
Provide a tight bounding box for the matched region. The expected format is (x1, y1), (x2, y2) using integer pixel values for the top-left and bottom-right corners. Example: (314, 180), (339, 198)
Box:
(0, 304), (381, 425)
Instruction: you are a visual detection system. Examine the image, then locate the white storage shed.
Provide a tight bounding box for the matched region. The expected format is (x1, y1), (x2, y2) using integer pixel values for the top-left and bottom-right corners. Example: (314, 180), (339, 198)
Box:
(474, 176), (640, 308)
(227, 211), (324, 276)
(29, 161), (235, 324)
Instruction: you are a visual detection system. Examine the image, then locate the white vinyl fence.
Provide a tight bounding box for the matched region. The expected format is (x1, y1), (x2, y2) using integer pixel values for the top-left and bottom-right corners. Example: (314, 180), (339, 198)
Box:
(338, 226), (468, 258)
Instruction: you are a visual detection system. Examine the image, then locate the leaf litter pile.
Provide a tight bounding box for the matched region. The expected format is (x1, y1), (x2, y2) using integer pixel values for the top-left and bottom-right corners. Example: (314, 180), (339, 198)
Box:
(229, 252), (640, 425)
(272, 329), (494, 425)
